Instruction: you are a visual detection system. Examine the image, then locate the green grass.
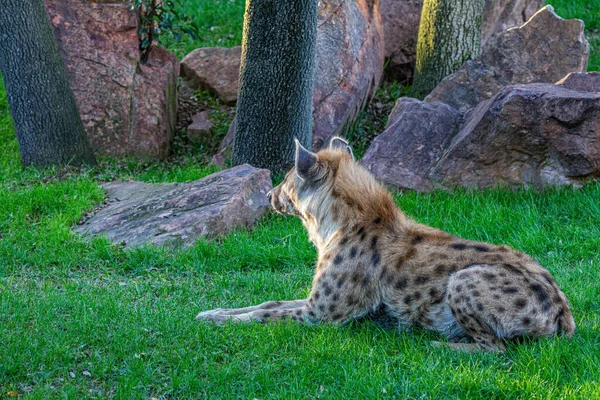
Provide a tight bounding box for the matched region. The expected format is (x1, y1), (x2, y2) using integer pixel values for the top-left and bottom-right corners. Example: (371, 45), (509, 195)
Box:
(1, 1), (600, 398)
(3, 73), (600, 398)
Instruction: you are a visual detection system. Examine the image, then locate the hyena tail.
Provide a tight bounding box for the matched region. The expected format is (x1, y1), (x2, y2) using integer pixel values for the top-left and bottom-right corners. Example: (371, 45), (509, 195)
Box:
(557, 305), (576, 338)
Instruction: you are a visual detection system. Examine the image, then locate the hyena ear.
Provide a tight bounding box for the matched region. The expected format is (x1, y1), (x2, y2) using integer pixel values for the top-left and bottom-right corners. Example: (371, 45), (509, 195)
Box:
(295, 138), (318, 181)
(328, 136), (354, 160)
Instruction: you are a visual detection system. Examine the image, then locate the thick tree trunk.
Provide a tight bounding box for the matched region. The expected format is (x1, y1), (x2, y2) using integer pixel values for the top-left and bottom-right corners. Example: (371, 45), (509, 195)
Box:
(0, 0), (96, 168)
(232, 0), (318, 173)
(413, 0), (485, 97)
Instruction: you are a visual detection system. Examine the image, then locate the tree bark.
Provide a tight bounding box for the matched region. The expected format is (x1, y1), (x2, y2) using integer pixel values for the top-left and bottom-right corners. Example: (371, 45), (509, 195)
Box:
(232, 0), (318, 173)
(0, 0), (96, 168)
(413, 0), (486, 98)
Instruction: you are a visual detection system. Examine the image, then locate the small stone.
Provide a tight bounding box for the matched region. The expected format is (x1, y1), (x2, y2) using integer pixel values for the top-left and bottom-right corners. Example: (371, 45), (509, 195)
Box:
(180, 47), (241, 104)
(187, 111), (214, 145)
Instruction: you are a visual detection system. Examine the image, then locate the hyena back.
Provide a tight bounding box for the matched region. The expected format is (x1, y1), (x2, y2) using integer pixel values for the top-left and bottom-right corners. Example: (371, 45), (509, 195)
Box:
(197, 138), (575, 351)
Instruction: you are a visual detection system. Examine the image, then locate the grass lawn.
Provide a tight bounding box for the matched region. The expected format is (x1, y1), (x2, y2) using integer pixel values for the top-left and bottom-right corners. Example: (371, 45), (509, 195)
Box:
(1, 1), (600, 398)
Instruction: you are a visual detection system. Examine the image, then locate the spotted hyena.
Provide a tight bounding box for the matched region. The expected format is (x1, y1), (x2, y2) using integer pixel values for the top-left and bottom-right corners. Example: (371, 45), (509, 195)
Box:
(197, 138), (575, 351)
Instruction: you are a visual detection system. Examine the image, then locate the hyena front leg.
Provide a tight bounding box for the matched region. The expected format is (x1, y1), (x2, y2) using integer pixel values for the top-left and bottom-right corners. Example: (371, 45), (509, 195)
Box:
(196, 300), (311, 324)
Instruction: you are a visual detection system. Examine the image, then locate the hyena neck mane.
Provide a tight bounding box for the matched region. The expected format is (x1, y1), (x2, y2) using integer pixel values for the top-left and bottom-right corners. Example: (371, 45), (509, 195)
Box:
(299, 148), (408, 249)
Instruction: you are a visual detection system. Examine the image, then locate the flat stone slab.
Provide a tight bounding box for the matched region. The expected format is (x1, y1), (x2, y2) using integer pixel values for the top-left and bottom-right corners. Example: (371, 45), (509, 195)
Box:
(76, 165), (272, 248)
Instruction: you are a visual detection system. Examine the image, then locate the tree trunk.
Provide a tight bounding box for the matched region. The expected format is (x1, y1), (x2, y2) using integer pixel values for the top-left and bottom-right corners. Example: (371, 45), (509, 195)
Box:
(413, 0), (485, 98)
(0, 0), (96, 168)
(232, 0), (318, 173)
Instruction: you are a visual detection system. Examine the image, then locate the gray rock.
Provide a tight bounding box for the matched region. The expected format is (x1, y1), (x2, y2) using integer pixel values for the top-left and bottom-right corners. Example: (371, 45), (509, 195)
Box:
(180, 47), (242, 104)
(426, 6), (589, 113)
(481, 6), (589, 85)
(187, 111), (213, 145)
(76, 165), (272, 248)
(361, 98), (462, 191)
(424, 60), (509, 113)
(429, 84), (600, 190)
(556, 72), (600, 93)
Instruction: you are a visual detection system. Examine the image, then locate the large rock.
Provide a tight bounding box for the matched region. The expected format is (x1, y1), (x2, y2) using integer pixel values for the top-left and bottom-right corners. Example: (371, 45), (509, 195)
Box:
(429, 84), (600, 189)
(76, 165), (272, 248)
(180, 47), (242, 105)
(426, 6), (589, 113)
(361, 98), (462, 191)
(45, 0), (179, 159)
(312, 0), (385, 149)
(380, 0), (545, 82)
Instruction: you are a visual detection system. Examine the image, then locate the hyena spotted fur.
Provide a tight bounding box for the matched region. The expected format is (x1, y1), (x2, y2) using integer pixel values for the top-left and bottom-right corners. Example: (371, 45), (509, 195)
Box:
(197, 138), (575, 351)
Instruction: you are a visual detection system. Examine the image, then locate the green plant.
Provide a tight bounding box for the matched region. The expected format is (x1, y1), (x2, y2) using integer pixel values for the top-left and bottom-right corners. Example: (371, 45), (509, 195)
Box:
(133, 0), (199, 62)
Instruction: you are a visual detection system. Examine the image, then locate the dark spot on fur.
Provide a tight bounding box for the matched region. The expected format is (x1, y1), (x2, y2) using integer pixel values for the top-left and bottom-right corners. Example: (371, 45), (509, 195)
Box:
(340, 237), (348, 246)
(467, 283), (476, 290)
(522, 317), (531, 326)
(351, 272), (361, 284)
(502, 264), (523, 276)
(404, 247), (416, 260)
(553, 295), (562, 304)
(333, 255), (343, 265)
(308, 311), (315, 317)
(295, 310), (302, 316)
(318, 304), (325, 312)
(371, 252), (381, 267)
(413, 291), (422, 301)
(411, 235), (424, 245)
(373, 217), (382, 224)
(472, 290), (481, 297)
(489, 286), (498, 291)
(530, 283), (549, 304)
(371, 236), (378, 250)
(493, 294), (500, 300)
(414, 275), (429, 285)
(403, 295), (413, 305)
(332, 293), (340, 301)
(514, 298), (527, 309)
(328, 304), (336, 313)
(379, 268), (387, 280)
(499, 246), (509, 252)
(473, 245), (489, 252)
(332, 313), (343, 320)
(482, 273), (496, 281)
(451, 243), (468, 250)
(349, 247), (357, 259)
(356, 226), (365, 236)
(502, 287), (518, 294)
(395, 277), (408, 290)
(360, 232), (367, 241)
(314, 291), (320, 300)
(346, 297), (357, 307)
(336, 277), (346, 289)
(503, 280), (511, 286)
(323, 284), (332, 296)
(361, 275), (370, 287)
(476, 303), (484, 311)
(434, 264), (446, 276)
(263, 313), (271, 318)
(496, 306), (505, 312)
(456, 284), (463, 293)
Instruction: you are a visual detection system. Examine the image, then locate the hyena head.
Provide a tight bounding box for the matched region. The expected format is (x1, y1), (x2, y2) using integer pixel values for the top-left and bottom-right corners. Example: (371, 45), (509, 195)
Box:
(269, 137), (353, 216)
(269, 137), (398, 244)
